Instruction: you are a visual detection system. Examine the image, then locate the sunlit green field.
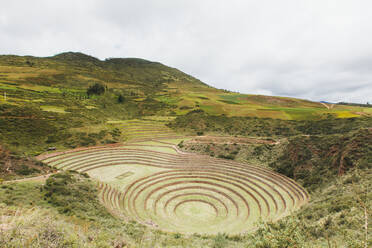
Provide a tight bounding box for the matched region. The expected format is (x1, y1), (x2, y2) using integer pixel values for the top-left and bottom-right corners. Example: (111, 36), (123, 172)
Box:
(40, 105), (68, 113)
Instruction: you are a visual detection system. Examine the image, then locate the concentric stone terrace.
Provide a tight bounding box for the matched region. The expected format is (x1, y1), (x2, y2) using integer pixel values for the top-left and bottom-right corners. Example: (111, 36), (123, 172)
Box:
(39, 139), (309, 234)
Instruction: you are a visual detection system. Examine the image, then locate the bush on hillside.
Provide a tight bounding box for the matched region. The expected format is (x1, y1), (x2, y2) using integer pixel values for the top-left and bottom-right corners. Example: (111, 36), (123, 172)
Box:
(197, 131), (204, 136)
(118, 94), (125, 103)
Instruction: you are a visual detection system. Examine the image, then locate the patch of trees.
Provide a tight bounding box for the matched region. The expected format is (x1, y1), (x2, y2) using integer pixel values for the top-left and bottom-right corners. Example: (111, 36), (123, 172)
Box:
(337, 102), (372, 107)
(87, 83), (105, 96)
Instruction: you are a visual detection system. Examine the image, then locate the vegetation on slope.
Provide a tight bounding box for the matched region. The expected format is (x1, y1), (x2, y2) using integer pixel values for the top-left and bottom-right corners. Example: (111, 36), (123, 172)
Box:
(179, 137), (285, 167)
(0, 172), (138, 247)
(0, 145), (55, 181)
(169, 109), (372, 137)
(245, 167), (370, 248)
(0, 52), (370, 127)
(269, 128), (372, 191)
(1, 169), (369, 247)
(0, 52), (196, 154)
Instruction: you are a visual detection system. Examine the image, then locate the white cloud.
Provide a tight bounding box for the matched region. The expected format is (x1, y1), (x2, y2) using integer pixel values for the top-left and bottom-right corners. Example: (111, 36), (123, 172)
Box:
(1, 0), (372, 103)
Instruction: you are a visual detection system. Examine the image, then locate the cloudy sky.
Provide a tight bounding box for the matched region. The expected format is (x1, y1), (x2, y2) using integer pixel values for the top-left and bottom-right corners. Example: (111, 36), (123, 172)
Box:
(1, 0), (372, 103)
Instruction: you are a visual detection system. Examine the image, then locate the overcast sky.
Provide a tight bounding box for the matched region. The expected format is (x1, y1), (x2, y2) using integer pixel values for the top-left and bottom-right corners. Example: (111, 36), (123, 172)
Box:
(1, 1), (372, 103)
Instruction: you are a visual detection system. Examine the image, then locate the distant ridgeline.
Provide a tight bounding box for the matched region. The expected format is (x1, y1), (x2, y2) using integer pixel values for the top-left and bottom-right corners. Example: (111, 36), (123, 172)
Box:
(337, 102), (372, 107)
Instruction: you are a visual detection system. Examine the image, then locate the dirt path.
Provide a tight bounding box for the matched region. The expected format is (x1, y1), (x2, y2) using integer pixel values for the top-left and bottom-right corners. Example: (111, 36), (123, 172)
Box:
(320, 102), (334, 109)
(3, 173), (56, 184)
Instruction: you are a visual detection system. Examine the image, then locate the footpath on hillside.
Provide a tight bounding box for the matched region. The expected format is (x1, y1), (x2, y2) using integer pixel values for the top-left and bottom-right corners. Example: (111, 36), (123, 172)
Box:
(3, 173), (55, 184)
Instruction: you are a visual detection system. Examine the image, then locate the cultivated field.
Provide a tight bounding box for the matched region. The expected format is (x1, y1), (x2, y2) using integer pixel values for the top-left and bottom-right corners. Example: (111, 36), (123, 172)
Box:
(112, 118), (185, 142)
(39, 136), (309, 235)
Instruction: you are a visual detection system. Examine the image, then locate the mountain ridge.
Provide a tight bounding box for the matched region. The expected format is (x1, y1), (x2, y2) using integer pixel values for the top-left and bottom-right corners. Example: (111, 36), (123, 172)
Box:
(0, 52), (370, 121)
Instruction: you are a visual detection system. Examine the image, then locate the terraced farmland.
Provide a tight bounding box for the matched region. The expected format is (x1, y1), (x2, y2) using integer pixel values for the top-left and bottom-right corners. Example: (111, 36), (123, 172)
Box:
(39, 138), (309, 234)
(110, 118), (185, 142)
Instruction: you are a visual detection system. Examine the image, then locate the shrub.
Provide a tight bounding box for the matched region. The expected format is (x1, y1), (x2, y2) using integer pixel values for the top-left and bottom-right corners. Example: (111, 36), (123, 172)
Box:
(213, 233), (228, 248)
(110, 128), (121, 140)
(178, 141), (184, 148)
(16, 164), (40, 175)
(173, 233), (182, 239)
(218, 154), (235, 160)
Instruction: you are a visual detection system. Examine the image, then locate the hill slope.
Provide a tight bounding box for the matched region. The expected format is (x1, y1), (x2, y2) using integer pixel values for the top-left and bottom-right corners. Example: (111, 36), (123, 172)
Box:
(1, 52), (370, 121)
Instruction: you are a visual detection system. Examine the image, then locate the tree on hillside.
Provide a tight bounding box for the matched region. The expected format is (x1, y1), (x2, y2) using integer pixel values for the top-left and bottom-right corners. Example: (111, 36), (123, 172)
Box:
(118, 94), (125, 103)
(87, 83), (105, 96)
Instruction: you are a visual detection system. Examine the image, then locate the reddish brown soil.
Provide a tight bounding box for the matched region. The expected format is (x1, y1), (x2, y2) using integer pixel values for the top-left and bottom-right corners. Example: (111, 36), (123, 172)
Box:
(186, 136), (276, 145)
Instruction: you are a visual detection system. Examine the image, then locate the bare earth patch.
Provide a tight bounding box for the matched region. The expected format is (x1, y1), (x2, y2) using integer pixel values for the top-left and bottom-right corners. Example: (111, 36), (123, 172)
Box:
(185, 136), (277, 145)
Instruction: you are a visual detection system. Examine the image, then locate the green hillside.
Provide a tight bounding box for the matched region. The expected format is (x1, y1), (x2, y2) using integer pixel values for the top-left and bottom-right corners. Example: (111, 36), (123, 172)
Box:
(0, 52), (369, 121)
(0, 52), (370, 155)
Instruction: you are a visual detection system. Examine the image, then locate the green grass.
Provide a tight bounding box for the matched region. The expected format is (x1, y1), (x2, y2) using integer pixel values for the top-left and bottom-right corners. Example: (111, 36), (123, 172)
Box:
(0, 83), (18, 90)
(40, 105), (68, 113)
